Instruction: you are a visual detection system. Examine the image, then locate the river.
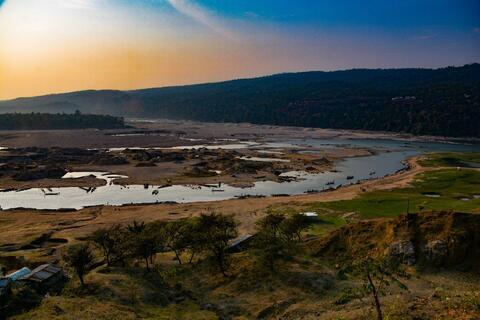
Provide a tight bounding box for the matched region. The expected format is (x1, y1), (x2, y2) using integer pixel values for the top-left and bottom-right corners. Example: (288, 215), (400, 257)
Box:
(0, 138), (478, 210)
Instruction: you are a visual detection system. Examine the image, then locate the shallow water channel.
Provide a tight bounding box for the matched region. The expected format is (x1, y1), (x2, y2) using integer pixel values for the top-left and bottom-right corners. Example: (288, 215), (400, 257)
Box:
(0, 138), (477, 210)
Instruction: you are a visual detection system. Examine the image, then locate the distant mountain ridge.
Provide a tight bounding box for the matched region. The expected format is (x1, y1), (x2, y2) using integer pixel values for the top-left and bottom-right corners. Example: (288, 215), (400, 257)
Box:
(1, 64), (479, 137)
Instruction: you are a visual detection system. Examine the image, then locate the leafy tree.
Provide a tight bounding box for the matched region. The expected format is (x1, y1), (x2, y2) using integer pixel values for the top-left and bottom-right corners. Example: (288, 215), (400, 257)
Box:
(164, 220), (202, 265)
(251, 213), (296, 272)
(281, 213), (311, 241)
(129, 222), (167, 271)
(91, 225), (129, 267)
(63, 243), (95, 287)
(164, 220), (188, 265)
(196, 213), (238, 276)
(127, 220), (146, 235)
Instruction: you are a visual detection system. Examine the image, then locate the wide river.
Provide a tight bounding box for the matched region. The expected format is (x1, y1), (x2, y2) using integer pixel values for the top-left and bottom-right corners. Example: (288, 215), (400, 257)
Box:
(0, 138), (478, 210)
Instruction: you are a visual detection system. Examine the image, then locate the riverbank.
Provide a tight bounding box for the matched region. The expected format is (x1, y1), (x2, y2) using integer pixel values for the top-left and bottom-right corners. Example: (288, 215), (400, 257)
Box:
(1, 119), (478, 150)
(0, 157), (424, 251)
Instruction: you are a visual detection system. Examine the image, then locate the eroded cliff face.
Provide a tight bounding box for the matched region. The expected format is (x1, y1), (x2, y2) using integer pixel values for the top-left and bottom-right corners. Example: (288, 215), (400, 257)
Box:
(309, 211), (480, 270)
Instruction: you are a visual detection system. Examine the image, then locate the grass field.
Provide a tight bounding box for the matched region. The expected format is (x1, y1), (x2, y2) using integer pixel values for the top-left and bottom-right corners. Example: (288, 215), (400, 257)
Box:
(418, 152), (480, 167)
(307, 168), (480, 218)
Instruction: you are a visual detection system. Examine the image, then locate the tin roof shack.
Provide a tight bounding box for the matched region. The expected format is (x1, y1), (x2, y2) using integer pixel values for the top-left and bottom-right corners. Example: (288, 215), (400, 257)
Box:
(226, 234), (255, 253)
(20, 264), (65, 292)
(0, 277), (12, 302)
(6, 267), (31, 282)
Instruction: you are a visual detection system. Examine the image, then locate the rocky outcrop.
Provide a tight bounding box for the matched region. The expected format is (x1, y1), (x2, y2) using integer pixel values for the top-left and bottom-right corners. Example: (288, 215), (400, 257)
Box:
(424, 240), (448, 267)
(388, 240), (416, 265)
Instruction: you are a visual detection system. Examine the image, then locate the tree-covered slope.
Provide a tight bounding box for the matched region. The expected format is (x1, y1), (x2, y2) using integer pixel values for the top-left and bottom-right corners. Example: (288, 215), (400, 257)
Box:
(0, 112), (125, 130)
(0, 64), (479, 136)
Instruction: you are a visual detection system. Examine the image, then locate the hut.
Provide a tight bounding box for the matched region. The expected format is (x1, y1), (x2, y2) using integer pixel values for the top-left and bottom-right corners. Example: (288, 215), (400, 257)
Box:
(6, 267), (31, 282)
(226, 234), (255, 253)
(20, 264), (65, 290)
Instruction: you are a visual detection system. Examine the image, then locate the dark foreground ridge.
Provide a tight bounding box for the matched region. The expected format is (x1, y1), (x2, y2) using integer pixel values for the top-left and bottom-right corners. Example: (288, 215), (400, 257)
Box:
(0, 64), (479, 137)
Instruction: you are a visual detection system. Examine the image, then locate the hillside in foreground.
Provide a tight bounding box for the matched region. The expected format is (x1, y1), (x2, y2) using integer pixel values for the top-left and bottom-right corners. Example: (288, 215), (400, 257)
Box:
(0, 152), (479, 319)
(0, 64), (479, 137)
(1, 211), (479, 320)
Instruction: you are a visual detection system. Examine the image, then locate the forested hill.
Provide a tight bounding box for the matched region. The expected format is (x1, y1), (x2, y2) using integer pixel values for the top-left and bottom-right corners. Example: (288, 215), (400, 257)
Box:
(0, 64), (479, 137)
(0, 112), (125, 130)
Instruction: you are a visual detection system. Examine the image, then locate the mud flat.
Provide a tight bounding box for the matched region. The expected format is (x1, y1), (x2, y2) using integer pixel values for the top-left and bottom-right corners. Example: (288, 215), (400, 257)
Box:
(1, 119), (478, 149)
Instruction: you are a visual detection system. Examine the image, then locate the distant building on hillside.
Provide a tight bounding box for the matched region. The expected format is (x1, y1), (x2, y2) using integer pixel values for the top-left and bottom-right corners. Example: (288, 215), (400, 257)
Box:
(19, 264), (65, 290)
(227, 234), (255, 252)
(391, 96), (416, 103)
(6, 267), (31, 282)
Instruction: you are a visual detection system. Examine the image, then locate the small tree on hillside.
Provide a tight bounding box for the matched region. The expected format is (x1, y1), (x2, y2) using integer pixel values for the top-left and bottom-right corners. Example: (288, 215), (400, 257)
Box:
(127, 220), (146, 234)
(197, 213), (238, 276)
(130, 222), (167, 271)
(165, 220), (189, 265)
(281, 213), (311, 241)
(251, 213), (297, 272)
(339, 258), (408, 320)
(63, 243), (95, 287)
(92, 225), (130, 267)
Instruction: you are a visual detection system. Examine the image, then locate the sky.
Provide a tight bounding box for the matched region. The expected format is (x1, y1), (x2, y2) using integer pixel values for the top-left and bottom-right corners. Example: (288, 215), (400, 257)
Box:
(0, 0), (479, 100)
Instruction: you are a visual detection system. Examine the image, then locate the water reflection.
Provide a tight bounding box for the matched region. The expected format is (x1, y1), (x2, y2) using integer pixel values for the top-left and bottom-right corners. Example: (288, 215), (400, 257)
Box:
(0, 137), (478, 210)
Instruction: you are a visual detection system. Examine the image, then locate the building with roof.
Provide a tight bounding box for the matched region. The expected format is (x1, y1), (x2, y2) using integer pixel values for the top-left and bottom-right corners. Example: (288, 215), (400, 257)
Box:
(20, 264), (65, 290)
(227, 234), (255, 253)
(6, 267), (31, 282)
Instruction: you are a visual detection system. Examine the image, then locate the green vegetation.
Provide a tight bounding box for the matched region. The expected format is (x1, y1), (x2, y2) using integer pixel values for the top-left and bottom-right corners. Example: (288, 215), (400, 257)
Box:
(63, 243), (95, 287)
(419, 152), (480, 167)
(1, 64), (479, 136)
(3, 153), (480, 319)
(91, 214), (238, 277)
(251, 213), (309, 272)
(309, 169), (480, 218)
(307, 213), (348, 236)
(0, 111), (125, 130)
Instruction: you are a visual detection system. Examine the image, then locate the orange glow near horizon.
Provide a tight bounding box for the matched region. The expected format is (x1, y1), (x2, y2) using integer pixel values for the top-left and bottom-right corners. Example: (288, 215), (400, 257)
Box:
(1, 0), (479, 100)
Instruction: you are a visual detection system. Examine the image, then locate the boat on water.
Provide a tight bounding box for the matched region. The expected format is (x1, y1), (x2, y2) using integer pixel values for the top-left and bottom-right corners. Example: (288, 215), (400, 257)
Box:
(346, 175), (354, 180)
(326, 180), (335, 185)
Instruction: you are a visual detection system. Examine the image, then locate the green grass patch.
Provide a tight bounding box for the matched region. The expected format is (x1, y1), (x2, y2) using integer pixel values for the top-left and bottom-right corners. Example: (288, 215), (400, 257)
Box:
(419, 152), (480, 168)
(308, 169), (480, 218)
(141, 301), (218, 320)
(307, 214), (347, 236)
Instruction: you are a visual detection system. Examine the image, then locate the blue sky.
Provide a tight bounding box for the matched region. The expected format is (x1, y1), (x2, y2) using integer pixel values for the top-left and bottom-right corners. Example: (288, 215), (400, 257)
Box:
(0, 0), (479, 99)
